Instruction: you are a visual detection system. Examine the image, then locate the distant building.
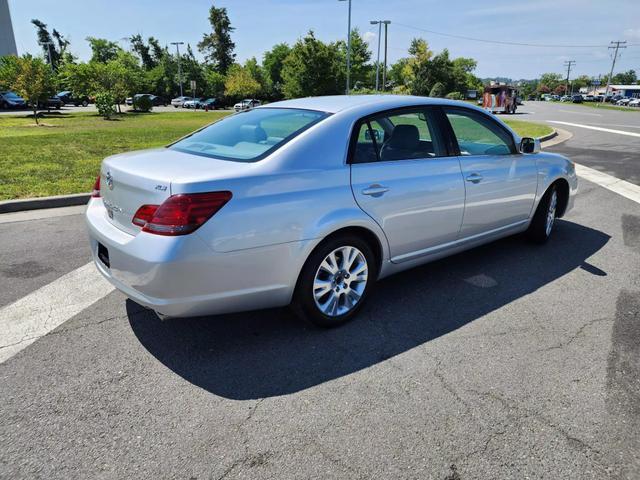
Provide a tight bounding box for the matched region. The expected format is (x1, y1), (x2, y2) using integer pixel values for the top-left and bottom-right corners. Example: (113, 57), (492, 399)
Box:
(593, 84), (640, 98)
(0, 0), (18, 57)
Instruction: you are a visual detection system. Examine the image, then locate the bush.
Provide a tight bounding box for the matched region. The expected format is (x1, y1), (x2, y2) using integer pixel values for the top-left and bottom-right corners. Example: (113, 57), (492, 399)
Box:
(429, 82), (445, 98)
(95, 92), (116, 119)
(445, 91), (464, 100)
(133, 95), (152, 112)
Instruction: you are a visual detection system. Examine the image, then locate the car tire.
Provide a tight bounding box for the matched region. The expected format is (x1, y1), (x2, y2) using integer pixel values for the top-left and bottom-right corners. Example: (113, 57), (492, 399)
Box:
(293, 234), (377, 328)
(526, 185), (558, 244)
(82, 100), (88, 107)
(1, 101), (8, 109)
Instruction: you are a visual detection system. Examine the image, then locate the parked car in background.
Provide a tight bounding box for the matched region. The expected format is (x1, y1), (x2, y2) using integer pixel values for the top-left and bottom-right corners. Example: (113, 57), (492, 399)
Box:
(608, 95), (623, 103)
(616, 97), (632, 106)
(583, 95), (595, 102)
(560, 95), (572, 102)
(86, 95), (576, 327)
(552, 95), (561, 101)
(0, 91), (26, 109)
(571, 95), (583, 103)
(201, 98), (219, 110)
(183, 98), (204, 109)
(126, 94), (168, 107)
(628, 98), (640, 107)
(56, 91), (90, 107)
(171, 96), (193, 108)
(234, 98), (261, 112)
(37, 96), (63, 109)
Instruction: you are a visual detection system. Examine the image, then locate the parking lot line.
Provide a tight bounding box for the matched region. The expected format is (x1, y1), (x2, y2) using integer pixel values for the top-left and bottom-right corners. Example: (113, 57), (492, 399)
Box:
(548, 121), (640, 138)
(0, 262), (114, 364)
(575, 163), (640, 205)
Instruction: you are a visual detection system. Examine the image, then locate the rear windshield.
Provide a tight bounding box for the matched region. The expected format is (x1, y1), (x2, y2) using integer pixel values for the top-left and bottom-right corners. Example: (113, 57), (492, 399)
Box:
(170, 108), (329, 162)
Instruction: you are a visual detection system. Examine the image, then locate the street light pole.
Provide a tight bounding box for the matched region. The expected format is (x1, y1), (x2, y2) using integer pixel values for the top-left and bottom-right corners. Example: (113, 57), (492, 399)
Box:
(382, 21), (390, 91)
(43, 41), (54, 71)
(338, 0), (352, 95)
(370, 20), (382, 91)
(171, 41), (185, 98)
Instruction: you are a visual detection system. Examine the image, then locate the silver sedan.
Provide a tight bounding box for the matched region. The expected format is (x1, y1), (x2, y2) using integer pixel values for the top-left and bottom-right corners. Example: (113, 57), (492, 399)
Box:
(86, 95), (577, 327)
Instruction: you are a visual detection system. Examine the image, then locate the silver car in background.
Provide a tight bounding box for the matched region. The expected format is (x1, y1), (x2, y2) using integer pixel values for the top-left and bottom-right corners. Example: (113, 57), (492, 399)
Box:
(86, 95), (577, 327)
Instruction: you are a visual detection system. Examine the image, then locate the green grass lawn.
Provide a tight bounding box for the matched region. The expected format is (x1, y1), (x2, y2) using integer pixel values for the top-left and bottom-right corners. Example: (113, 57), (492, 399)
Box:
(546, 100), (639, 112)
(502, 119), (554, 138)
(0, 110), (554, 200)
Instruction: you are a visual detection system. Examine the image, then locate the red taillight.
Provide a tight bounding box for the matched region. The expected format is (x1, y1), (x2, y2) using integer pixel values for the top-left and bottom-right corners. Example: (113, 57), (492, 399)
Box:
(92, 175), (101, 198)
(132, 191), (232, 236)
(132, 204), (158, 227)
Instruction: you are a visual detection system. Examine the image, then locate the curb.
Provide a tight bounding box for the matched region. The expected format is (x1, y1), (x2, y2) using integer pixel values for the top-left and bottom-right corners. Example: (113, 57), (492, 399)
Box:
(0, 193), (90, 214)
(538, 129), (557, 143)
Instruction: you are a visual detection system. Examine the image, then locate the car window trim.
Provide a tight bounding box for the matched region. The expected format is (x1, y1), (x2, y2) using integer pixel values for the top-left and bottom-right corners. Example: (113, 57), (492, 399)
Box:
(441, 106), (518, 156)
(348, 105), (450, 165)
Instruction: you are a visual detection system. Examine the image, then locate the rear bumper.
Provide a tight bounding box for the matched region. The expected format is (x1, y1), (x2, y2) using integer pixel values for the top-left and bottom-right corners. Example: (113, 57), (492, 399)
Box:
(85, 198), (311, 317)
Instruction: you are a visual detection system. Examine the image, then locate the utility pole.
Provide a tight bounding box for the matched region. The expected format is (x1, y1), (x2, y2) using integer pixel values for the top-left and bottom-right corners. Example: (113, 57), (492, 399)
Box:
(171, 41), (185, 98)
(602, 41), (627, 103)
(563, 60), (575, 96)
(382, 21), (391, 91)
(338, 0), (352, 95)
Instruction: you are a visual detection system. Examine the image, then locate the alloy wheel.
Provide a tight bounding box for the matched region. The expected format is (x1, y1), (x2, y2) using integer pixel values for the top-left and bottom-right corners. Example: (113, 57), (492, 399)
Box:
(313, 246), (368, 317)
(545, 190), (558, 237)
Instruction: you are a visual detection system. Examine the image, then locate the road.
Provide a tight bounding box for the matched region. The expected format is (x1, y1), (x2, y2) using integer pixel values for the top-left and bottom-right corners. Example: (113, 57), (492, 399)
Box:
(1, 104), (640, 479)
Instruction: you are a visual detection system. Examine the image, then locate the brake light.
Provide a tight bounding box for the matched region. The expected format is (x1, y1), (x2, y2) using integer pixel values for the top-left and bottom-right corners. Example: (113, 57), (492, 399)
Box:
(92, 175), (101, 197)
(132, 204), (158, 227)
(132, 191), (232, 236)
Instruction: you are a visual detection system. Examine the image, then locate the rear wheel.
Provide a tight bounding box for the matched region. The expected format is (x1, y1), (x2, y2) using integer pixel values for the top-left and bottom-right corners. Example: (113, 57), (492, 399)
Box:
(527, 185), (558, 243)
(294, 235), (376, 327)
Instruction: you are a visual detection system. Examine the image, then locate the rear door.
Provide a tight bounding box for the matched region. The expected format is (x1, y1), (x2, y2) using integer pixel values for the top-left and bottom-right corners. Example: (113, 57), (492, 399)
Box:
(350, 107), (465, 262)
(442, 107), (538, 238)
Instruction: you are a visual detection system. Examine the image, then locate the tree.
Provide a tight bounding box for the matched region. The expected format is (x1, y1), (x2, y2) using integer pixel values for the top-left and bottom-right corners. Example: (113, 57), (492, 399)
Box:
(429, 82), (445, 97)
(2, 55), (55, 124)
(539, 73), (563, 92)
(58, 61), (95, 98)
(224, 64), (261, 100)
(281, 31), (341, 98)
(129, 34), (157, 70)
(198, 3), (235, 73)
(335, 29), (373, 91)
(30, 19), (69, 71)
(612, 69), (637, 85)
(263, 43), (291, 100)
(86, 37), (122, 63)
(203, 67), (226, 98)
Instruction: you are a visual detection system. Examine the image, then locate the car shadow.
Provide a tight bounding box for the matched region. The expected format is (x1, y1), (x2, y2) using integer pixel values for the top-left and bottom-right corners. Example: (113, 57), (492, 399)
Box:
(127, 220), (609, 400)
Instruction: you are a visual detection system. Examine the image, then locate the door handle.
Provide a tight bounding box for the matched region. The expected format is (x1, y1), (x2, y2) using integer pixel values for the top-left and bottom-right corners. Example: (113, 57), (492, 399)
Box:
(465, 173), (483, 184)
(362, 184), (390, 197)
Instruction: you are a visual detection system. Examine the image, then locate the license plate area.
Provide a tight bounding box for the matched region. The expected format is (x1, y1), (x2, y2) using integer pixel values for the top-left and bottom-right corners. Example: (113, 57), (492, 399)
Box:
(97, 242), (110, 268)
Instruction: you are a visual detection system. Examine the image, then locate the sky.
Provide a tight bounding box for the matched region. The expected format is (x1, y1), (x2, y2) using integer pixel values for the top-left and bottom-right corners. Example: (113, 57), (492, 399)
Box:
(7, 0), (640, 80)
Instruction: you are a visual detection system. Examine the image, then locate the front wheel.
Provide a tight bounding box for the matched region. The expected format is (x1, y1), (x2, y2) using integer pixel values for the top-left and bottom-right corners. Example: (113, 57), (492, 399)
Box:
(527, 186), (558, 243)
(294, 235), (376, 327)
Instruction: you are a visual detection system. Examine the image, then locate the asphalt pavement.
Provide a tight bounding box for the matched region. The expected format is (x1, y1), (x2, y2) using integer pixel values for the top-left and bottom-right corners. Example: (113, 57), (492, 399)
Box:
(1, 102), (640, 479)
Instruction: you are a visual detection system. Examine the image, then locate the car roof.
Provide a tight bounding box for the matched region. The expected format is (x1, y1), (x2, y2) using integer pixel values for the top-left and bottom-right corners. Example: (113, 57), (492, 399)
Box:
(262, 95), (471, 114)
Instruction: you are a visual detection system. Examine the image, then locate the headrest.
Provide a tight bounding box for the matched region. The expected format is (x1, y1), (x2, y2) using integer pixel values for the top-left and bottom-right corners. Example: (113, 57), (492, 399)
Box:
(387, 124), (419, 149)
(239, 124), (267, 143)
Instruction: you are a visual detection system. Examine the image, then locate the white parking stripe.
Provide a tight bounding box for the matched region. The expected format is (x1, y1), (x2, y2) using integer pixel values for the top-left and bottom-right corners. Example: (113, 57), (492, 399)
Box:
(576, 163), (640, 205)
(548, 121), (640, 138)
(0, 262), (114, 364)
(558, 109), (602, 117)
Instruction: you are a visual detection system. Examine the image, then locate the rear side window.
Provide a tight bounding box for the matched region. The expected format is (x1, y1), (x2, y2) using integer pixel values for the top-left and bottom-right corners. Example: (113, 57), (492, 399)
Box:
(351, 108), (446, 163)
(444, 108), (516, 156)
(170, 108), (329, 162)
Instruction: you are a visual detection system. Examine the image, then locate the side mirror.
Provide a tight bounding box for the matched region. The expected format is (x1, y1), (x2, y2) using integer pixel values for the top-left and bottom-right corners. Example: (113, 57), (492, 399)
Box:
(520, 137), (540, 154)
(365, 128), (383, 142)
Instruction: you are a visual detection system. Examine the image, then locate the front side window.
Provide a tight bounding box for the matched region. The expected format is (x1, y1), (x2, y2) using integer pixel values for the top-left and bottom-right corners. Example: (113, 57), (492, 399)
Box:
(351, 108), (445, 164)
(444, 108), (516, 156)
(170, 108), (328, 162)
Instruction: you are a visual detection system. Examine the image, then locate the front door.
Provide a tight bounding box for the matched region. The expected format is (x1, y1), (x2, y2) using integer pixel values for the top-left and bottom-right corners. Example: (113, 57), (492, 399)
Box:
(350, 107), (465, 262)
(442, 107), (538, 239)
